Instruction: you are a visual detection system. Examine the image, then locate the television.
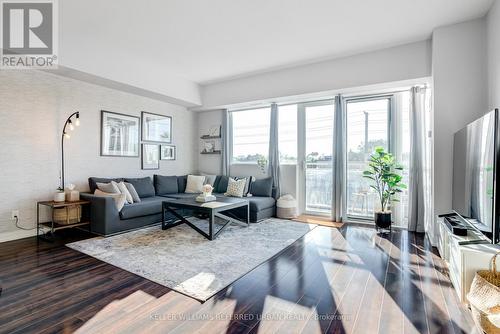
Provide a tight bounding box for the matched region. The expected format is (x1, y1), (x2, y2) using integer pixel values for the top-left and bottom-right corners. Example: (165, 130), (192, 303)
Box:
(452, 108), (500, 244)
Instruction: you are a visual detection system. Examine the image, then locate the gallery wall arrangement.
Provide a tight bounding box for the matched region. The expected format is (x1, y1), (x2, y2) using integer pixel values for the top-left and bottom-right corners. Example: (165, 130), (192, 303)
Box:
(100, 110), (175, 170)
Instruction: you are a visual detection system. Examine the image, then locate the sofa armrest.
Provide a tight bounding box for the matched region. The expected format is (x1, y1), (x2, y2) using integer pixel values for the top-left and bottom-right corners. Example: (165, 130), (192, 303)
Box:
(81, 193), (120, 235)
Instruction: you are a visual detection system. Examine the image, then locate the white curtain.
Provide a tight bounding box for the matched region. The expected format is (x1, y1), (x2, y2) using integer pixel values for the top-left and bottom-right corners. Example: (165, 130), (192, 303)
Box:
(268, 103), (281, 199)
(408, 87), (432, 232)
(221, 109), (231, 176)
(332, 95), (345, 222)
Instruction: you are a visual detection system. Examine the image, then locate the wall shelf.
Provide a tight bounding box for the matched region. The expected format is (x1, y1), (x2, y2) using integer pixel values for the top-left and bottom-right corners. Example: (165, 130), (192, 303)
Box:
(200, 135), (221, 139)
(200, 150), (221, 155)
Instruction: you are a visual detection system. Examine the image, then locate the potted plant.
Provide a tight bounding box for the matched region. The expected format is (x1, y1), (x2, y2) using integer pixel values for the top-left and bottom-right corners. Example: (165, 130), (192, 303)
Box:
(362, 147), (406, 231)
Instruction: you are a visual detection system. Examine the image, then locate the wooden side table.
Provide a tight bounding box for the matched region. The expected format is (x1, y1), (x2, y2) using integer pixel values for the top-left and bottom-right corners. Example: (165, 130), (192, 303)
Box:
(37, 200), (91, 242)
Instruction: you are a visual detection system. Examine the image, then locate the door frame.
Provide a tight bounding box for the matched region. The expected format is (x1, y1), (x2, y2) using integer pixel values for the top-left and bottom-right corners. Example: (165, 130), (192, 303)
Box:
(343, 94), (394, 223)
(297, 99), (335, 216)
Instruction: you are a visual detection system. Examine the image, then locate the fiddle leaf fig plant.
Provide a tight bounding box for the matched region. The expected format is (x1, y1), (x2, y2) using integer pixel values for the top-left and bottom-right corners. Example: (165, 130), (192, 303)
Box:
(362, 147), (406, 213)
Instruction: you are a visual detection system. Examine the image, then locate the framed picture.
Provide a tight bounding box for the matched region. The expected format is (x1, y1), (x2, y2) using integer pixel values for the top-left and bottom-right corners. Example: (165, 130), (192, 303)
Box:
(141, 144), (160, 170)
(161, 145), (176, 160)
(101, 111), (140, 157)
(141, 112), (172, 143)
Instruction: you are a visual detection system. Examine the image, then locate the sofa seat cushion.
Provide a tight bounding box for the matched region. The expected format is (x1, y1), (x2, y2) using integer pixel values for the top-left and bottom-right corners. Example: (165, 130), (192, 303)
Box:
(160, 193), (198, 200)
(119, 197), (164, 219)
(247, 196), (276, 212)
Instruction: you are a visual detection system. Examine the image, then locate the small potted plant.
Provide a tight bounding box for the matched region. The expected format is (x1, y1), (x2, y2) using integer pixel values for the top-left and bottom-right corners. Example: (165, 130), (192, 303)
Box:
(54, 187), (66, 202)
(362, 147), (406, 232)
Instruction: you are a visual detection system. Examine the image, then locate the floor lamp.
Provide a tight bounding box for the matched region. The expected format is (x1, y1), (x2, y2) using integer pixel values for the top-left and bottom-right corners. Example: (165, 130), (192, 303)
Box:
(60, 112), (80, 190)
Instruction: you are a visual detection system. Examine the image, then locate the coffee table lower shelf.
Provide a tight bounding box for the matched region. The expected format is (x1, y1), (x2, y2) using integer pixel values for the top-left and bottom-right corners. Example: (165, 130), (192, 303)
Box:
(161, 198), (249, 240)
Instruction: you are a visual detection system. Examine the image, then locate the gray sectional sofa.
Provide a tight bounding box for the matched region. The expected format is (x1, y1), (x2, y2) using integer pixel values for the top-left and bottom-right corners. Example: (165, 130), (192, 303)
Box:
(81, 175), (276, 236)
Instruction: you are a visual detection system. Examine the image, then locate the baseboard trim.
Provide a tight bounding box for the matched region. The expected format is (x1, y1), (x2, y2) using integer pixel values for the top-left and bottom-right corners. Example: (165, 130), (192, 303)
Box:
(0, 229), (37, 243)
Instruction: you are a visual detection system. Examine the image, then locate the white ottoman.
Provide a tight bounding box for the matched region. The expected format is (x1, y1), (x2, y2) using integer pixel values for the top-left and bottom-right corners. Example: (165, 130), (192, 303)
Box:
(276, 194), (298, 219)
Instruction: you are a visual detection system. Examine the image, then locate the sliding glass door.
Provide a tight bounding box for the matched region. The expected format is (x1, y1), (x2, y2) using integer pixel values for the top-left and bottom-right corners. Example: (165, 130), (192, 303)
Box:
(298, 100), (335, 215)
(345, 97), (391, 220)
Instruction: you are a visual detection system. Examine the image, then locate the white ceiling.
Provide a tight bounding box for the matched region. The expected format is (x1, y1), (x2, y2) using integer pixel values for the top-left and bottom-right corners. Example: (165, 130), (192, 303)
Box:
(61, 0), (494, 85)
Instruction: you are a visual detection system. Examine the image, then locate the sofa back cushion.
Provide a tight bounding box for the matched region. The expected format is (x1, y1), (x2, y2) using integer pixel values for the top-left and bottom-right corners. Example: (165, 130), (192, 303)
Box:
(214, 175), (229, 193)
(124, 177), (155, 198)
(89, 177), (124, 193)
(154, 175), (179, 195)
(177, 175), (188, 193)
(250, 177), (273, 197)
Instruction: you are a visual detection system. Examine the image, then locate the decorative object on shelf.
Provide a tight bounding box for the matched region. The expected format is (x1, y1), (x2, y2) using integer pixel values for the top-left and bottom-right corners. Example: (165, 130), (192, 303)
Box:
(54, 188), (65, 202)
(204, 140), (215, 153)
(196, 184), (216, 202)
(467, 251), (500, 334)
(141, 111), (172, 143)
(208, 125), (221, 137)
(160, 145), (176, 160)
(65, 184), (80, 202)
(60, 111), (81, 189)
(362, 146), (406, 232)
(257, 157), (268, 174)
(142, 144), (160, 170)
(101, 110), (139, 157)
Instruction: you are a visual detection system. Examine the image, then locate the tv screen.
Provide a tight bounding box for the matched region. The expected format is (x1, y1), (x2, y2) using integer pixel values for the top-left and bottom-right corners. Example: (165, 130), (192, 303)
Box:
(452, 110), (495, 239)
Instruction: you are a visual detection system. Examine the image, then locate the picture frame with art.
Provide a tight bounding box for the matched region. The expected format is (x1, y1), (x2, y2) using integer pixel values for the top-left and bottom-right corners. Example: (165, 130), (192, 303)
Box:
(161, 145), (176, 160)
(100, 110), (140, 157)
(141, 144), (160, 170)
(141, 111), (172, 143)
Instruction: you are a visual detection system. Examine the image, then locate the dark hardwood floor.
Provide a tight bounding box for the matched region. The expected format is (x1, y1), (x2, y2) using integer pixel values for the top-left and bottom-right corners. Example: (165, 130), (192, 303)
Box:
(0, 224), (476, 334)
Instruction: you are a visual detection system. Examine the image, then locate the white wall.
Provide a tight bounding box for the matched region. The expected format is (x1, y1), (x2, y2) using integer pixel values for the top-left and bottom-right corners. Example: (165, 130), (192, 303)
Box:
(200, 40), (432, 109)
(488, 0), (500, 109)
(432, 18), (488, 234)
(0, 71), (197, 241)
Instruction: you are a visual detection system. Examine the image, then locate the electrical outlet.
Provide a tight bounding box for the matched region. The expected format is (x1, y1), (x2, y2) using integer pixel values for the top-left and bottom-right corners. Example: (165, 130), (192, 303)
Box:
(11, 210), (19, 219)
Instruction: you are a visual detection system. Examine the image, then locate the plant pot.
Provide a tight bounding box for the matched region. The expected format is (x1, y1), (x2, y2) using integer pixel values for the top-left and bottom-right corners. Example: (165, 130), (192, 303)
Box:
(53, 192), (66, 202)
(375, 211), (392, 231)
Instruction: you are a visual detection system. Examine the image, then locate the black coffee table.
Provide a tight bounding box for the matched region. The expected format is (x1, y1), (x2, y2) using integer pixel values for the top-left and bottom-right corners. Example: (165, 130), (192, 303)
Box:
(161, 197), (250, 240)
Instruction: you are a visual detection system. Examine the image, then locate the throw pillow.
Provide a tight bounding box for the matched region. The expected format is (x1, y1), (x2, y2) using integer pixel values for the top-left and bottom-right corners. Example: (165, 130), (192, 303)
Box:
(234, 176), (254, 196)
(96, 182), (120, 194)
(114, 181), (133, 204)
(88, 177), (124, 193)
(249, 177), (273, 197)
(124, 182), (141, 203)
(177, 175), (188, 193)
(94, 189), (127, 211)
(185, 175), (206, 193)
(154, 175), (179, 195)
(201, 173), (217, 186)
(224, 178), (247, 197)
(123, 177), (155, 198)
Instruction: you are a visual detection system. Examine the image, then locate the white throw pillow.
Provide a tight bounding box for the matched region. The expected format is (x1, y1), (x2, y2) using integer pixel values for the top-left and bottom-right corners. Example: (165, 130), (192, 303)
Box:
(114, 181), (133, 204)
(96, 182), (120, 194)
(124, 182), (141, 203)
(94, 189), (127, 211)
(185, 175), (206, 193)
(224, 178), (246, 198)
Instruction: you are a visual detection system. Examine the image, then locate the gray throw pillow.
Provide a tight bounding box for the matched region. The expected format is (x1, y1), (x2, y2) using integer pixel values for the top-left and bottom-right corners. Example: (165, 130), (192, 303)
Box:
(123, 177), (155, 198)
(154, 175), (179, 195)
(96, 182), (120, 194)
(124, 182), (141, 203)
(250, 177), (273, 197)
(201, 173), (217, 186)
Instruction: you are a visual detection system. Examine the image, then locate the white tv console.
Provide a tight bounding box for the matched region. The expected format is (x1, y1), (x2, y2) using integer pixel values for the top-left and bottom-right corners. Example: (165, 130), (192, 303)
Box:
(436, 215), (500, 303)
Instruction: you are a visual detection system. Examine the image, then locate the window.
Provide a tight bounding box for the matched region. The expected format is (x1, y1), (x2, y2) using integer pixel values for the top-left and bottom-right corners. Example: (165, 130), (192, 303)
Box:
(231, 107), (270, 163)
(278, 104), (297, 164)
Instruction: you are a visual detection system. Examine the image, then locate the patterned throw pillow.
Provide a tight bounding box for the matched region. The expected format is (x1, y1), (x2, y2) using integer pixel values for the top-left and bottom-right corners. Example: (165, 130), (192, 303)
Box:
(224, 178), (247, 198)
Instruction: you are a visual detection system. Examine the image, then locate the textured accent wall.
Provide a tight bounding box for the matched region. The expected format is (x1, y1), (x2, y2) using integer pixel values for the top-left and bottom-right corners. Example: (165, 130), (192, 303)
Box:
(0, 70), (196, 239)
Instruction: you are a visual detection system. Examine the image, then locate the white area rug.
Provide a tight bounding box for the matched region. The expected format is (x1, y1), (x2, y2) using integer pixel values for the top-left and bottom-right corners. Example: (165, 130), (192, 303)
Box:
(67, 218), (316, 301)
